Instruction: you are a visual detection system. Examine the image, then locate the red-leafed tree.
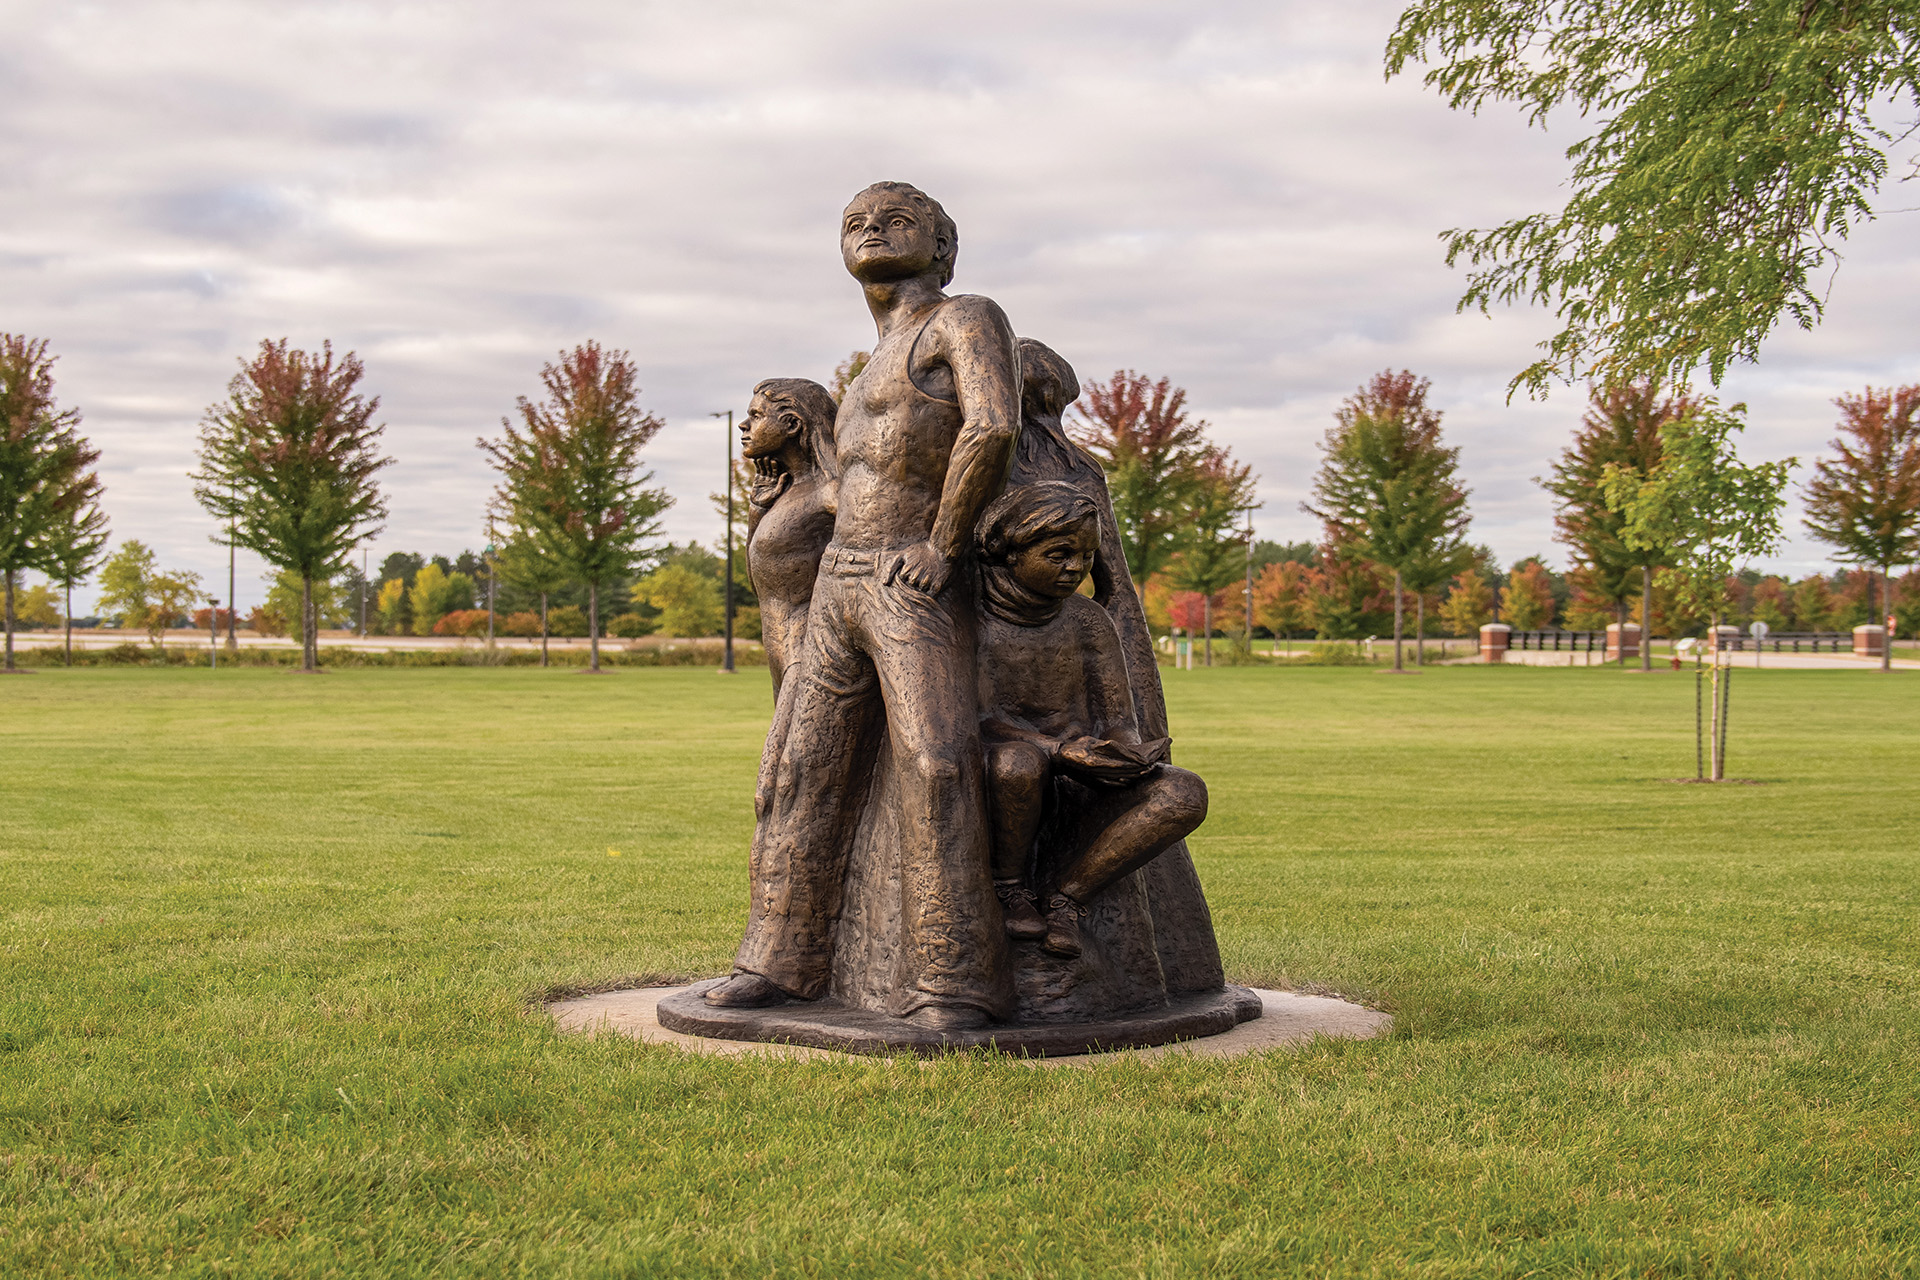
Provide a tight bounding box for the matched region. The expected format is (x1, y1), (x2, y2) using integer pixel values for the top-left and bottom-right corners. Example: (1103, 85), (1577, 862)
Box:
(192, 340), (391, 672)
(1071, 371), (1214, 584)
(1802, 384), (1920, 671)
(481, 343), (671, 673)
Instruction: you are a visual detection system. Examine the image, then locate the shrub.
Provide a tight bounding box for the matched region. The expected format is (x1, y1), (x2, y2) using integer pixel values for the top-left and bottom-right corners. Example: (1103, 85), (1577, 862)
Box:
(609, 612), (655, 639)
(432, 609), (491, 638)
(501, 610), (542, 638)
(548, 606), (589, 637)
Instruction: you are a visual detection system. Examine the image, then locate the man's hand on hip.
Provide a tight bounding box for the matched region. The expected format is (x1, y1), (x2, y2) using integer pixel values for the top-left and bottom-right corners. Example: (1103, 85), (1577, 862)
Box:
(887, 541), (952, 596)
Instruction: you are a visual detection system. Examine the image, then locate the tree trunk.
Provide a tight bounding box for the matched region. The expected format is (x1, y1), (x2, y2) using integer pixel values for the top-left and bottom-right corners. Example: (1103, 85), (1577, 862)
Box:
(540, 592), (550, 668)
(1641, 566), (1653, 672)
(1392, 569), (1404, 672)
(1883, 564), (1892, 673)
(302, 574), (315, 672)
(1202, 596), (1212, 667)
(1718, 658), (1731, 780)
(4, 569), (15, 672)
(1693, 655), (1704, 781)
(64, 580), (73, 666)
(588, 581), (600, 672)
(1616, 599), (1628, 666)
(1415, 594), (1425, 667)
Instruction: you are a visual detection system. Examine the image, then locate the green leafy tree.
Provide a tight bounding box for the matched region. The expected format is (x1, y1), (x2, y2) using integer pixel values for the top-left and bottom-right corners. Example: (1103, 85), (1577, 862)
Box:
(1164, 449), (1257, 665)
(1305, 370), (1473, 671)
(1071, 370), (1214, 584)
(829, 350), (870, 403)
(192, 339), (392, 671)
(1388, 2), (1920, 396)
(407, 563), (458, 636)
(1801, 384), (1920, 671)
(480, 343), (670, 673)
(96, 540), (205, 646)
(265, 569), (349, 632)
(493, 532), (571, 666)
(38, 475), (109, 666)
(1604, 402), (1795, 780)
(637, 563), (723, 638)
(0, 335), (105, 672)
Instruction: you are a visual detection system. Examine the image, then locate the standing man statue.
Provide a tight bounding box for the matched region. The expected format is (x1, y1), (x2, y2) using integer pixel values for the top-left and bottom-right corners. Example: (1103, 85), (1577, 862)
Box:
(705, 182), (1021, 1030)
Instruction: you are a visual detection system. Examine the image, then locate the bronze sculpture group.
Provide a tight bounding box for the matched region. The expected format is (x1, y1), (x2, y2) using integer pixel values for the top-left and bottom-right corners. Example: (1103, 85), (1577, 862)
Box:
(656, 182), (1258, 1054)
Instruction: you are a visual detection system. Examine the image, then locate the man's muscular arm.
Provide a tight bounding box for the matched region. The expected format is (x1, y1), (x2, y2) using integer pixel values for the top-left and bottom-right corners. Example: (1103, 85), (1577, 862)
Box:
(889, 296), (1021, 595)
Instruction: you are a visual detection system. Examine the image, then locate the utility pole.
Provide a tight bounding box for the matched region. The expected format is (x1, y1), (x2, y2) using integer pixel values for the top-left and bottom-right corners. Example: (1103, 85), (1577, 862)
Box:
(226, 483), (238, 652)
(360, 548), (369, 638)
(484, 520), (497, 649)
(710, 409), (737, 674)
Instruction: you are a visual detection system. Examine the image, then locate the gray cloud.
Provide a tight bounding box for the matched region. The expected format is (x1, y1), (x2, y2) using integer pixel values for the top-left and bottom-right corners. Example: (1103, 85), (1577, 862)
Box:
(4, 0), (1917, 612)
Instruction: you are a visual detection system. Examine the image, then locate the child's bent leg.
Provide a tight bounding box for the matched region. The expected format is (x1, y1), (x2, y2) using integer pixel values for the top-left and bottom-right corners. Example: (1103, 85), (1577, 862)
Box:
(1057, 765), (1207, 905)
(985, 739), (1050, 883)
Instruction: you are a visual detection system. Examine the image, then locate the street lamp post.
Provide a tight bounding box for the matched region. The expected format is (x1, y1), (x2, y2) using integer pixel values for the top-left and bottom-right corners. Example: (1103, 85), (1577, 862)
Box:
(711, 409), (737, 674)
(226, 484), (238, 652)
(1239, 504), (1261, 657)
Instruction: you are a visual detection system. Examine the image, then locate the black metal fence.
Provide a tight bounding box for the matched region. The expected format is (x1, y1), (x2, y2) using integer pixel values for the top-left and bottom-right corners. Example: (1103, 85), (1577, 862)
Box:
(1508, 630), (1607, 653)
(1709, 631), (1851, 653)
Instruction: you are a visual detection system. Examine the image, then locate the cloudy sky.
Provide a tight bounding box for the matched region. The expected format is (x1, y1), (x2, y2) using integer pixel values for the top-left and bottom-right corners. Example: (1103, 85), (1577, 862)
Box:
(7, 0), (1919, 611)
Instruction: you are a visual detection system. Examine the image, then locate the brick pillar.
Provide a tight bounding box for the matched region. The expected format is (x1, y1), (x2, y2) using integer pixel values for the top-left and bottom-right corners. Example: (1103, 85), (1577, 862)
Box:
(1605, 622), (1641, 661)
(1854, 624), (1886, 658)
(1479, 622), (1511, 664)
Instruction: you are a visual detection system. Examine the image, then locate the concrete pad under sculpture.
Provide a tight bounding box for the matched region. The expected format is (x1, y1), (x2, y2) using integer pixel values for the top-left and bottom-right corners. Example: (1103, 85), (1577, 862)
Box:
(549, 985), (1391, 1065)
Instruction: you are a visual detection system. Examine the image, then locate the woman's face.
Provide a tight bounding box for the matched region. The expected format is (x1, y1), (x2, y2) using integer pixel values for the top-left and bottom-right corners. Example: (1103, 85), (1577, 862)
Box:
(741, 392), (800, 459)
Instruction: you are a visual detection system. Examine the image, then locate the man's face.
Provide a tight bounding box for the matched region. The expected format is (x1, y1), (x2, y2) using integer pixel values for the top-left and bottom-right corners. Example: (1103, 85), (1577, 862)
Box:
(841, 192), (944, 284)
(1008, 525), (1097, 600)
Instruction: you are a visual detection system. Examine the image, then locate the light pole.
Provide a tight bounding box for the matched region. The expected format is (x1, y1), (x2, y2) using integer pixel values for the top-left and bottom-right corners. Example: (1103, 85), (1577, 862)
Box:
(226, 483), (238, 652)
(710, 409), (737, 674)
(1239, 504), (1261, 657)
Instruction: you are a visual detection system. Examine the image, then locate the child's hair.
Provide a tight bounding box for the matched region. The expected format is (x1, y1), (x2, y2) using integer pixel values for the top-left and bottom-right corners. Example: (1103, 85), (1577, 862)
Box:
(977, 481), (1099, 564)
(750, 377), (840, 479)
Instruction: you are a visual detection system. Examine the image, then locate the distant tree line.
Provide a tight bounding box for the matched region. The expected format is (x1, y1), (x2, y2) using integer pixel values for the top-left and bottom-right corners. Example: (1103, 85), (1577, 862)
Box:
(4, 333), (1918, 677)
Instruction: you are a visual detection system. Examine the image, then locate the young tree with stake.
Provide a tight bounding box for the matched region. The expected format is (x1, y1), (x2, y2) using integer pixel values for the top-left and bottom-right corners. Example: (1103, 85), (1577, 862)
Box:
(1604, 403), (1794, 780)
(41, 489), (110, 666)
(1801, 385), (1920, 672)
(1165, 449), (1257, 666)
(192, 340), (392, 673)
(480, 343), (669, 673)
(1306, 371), (1473, 672)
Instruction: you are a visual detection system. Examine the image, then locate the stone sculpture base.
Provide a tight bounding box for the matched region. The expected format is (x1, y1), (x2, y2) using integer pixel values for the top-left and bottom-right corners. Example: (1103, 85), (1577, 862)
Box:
(655, 978), (1263, 1057)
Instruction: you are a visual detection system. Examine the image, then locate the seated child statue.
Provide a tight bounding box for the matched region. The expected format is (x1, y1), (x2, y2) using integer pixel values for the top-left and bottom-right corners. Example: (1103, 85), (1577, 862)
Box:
(975, 481), (1209, 959)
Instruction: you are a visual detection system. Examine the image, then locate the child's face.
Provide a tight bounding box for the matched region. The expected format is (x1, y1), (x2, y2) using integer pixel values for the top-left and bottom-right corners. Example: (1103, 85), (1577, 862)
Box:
(1008, 525), (1097, 600)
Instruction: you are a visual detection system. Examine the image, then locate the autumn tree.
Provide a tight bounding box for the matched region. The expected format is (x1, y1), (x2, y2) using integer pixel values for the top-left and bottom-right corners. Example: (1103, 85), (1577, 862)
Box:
(1604, 401), (1794, 780)
(1388, 2), (1920, 396)
(1439, 568), (1495, 637)
(192, 340), (391, 672)
(1071, 370), (1215, 584)
(1500, 560), (1557, 630)
(0, 336), (106, 673)
(1254, 560), (1312, 654)
(480, 343), (670, 673)
(1801, 384), (1920, 671)
(1305, 370), (1473, 671)
(1542, 381), (1696, 666)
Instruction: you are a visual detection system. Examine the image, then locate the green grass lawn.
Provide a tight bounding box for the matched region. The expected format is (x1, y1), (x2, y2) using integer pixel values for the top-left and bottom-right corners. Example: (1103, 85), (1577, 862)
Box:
(3, 665), (1916, 1278)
